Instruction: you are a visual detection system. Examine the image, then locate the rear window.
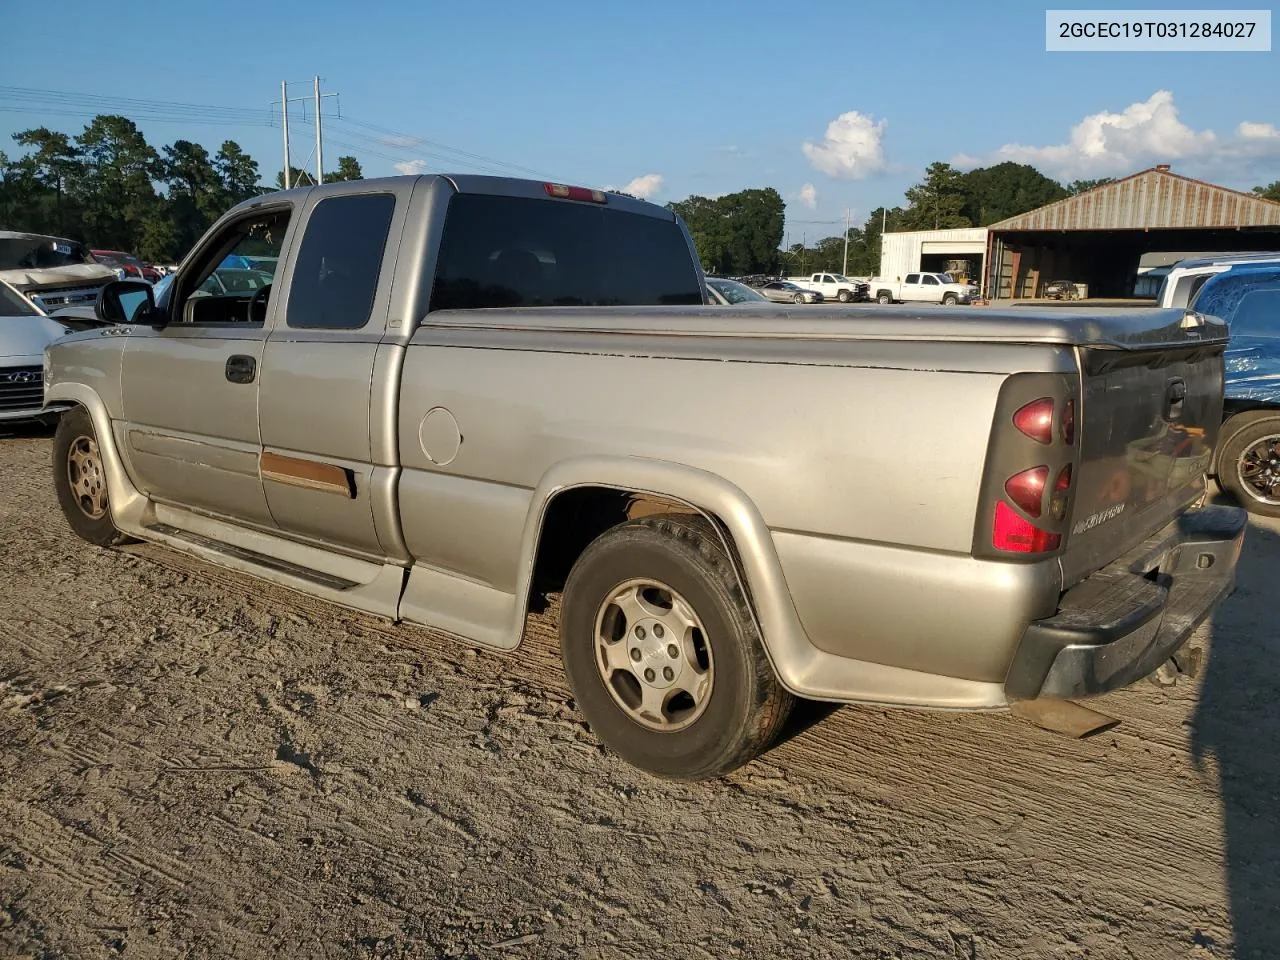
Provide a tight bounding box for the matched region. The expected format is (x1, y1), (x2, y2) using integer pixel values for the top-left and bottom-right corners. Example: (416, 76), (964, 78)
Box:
(429, 194), (702, 311)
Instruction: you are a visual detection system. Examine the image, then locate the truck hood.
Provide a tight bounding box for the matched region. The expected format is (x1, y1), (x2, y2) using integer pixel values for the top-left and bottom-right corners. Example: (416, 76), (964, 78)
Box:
(427, 304), (1228, 351)
(0, 264), (117, 289)
(1, 314), (74, 360)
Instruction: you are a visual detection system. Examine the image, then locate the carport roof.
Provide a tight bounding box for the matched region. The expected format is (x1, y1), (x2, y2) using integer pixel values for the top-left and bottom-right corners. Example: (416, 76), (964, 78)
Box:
(988, 166), (1280, 232)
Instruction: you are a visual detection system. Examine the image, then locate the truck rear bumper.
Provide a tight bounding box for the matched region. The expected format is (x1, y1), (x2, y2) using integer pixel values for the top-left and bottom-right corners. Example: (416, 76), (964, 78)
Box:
(1005, 504), (1247, 700)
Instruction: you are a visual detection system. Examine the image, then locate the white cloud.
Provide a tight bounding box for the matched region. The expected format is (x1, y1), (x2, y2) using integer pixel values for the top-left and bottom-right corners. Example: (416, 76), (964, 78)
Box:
(1238, 121), (1280, 141)
(604, 173), (664, 199)
(797, 183), (818, 209)
(394, 159), (428, 175)
(968, 91), (1280, 181)
(379, 135), (423, 148)
(802, 111), (888, 180)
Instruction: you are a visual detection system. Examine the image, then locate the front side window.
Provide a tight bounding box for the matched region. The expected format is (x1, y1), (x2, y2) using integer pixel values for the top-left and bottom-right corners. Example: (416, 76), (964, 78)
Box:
(173, 209), (291, 326)
(922, 275), (939, 285)
(287, 193), (397, 330)
(430, 194), (703, 311)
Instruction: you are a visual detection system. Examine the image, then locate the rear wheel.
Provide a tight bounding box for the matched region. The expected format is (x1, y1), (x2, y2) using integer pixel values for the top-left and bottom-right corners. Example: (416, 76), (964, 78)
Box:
(53, 407), (133, 546)
(1219, 414), (1280, 518)
(877, 292), (892, 305)
(559, 515), (793, 780)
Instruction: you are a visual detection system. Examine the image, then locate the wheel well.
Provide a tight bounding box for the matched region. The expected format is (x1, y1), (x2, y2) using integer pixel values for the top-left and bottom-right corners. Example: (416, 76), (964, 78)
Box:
(528, 487), (702, 609)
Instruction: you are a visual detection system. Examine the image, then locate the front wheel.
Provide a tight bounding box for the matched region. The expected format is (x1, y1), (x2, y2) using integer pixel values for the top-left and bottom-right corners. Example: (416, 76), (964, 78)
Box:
(792, 293), (806, 304)
(837, 290), (853, 303)
(1219, 414), (1280, 518)
(559, 516), (793, 780)
(53, 406), (134, 546)
(942, 293), (958, 305)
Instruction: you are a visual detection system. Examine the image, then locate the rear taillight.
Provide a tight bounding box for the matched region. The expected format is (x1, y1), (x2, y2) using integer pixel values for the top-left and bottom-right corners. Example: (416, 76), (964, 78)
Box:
(992, 502), (1061, 553)
(987, 393), (1077, 556)
(1013, 398), (1055, 445)
(545, 182), (607, 204)
(1004, 466), (1048, 518)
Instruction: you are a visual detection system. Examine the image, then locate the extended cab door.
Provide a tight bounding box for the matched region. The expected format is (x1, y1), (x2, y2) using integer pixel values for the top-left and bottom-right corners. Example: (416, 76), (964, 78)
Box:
(255, 183), (409, 561)
(117, 203), (296, 525)
(900, 273), (923, 301)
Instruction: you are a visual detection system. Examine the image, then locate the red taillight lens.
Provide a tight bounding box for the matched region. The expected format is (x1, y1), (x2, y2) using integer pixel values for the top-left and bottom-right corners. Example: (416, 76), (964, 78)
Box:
(993, 501), (1061, 553)
(1062, 399), (1075, 445)
(1049, 464), (1073, 520)
(1005, 466), (1048, 518)
(545, 182), (607, 204)
(1012, 398), (1055, 445)
(1055, 464), (1072, 491)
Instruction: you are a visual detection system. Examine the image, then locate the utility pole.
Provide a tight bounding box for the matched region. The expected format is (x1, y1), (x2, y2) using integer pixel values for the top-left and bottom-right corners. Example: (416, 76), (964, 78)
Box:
(281, 80), (291, 189)
(801, 232), (806, 274)
(314, 76), (324, 185)
(842, 208), (850, 277)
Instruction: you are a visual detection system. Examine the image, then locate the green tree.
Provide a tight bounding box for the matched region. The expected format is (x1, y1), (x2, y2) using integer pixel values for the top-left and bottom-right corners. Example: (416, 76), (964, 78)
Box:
(669, 188), (784, 275)
(11, 128), (82, 235)
(160, 139), (225, 254)
(959, 161), (1068, 225)
(73, 115), (160, 251)
(900, 162), (971, 231)
(1065, 177), (1114, 195)
(1253, 181), (1280, 202)
(328, 155), (364, 182)
(215, 141), (262, 203)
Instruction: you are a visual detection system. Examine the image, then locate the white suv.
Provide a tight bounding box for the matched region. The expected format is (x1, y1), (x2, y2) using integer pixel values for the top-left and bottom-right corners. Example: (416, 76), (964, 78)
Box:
(1157, 251), (1280, 309)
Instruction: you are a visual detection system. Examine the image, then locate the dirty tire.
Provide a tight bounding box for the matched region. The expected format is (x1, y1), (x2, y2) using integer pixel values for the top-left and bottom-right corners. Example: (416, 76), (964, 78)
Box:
(1218, 413), (1280, 518)
(53, 406), (134, 547)
(877, 291), (892, 304)
(838, 290), (853, 303)
(560, 515), (793, 780)
(943, 293), (958, 305)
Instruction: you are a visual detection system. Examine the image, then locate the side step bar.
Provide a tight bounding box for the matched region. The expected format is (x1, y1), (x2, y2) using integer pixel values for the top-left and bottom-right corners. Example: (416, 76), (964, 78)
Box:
(144, 522), (359, 590)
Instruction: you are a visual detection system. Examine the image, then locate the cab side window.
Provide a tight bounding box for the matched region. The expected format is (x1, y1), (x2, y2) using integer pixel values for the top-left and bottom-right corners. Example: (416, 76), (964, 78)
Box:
(1228, 288), (1280, 339)
(172, 209), (290, 327)
(922, 275), (939, 286)
(287, 194), (396, 330)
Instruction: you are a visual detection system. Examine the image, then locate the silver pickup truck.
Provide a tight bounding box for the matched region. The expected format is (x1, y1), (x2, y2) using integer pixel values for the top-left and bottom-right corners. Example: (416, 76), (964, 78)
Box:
(44, 175), (1246, 779)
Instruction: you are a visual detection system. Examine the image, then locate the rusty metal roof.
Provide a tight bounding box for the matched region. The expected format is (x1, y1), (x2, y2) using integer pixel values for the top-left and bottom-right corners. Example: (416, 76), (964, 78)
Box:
(989, 167), (1280, 231)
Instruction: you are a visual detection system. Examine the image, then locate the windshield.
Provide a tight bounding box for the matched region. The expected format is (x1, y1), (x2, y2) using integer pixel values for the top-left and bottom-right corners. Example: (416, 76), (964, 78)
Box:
(0, 282), (41, 316)
(709, 278), (767, 303)
(0, 235), (96, 271)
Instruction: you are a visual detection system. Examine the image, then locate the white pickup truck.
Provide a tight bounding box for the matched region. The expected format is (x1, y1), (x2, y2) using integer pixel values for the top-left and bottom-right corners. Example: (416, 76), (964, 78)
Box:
(872, 272), (979, 305)
(785, 273), (869, 303)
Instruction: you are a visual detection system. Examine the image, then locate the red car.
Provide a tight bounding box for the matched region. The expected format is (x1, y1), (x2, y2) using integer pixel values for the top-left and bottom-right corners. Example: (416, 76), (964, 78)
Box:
(91, 249), (163, 284)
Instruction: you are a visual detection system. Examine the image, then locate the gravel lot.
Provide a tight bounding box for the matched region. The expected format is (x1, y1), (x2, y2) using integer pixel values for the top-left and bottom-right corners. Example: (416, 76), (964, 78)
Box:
(2, 425), (1278, 959)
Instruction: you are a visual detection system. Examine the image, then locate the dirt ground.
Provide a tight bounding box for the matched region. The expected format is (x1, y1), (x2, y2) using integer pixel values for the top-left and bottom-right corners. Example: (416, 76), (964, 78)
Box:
(2, 427), (1278, 960)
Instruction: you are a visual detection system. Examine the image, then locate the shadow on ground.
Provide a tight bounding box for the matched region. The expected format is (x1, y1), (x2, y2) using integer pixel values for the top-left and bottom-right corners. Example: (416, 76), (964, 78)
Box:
(1190, 512), (1280, 957)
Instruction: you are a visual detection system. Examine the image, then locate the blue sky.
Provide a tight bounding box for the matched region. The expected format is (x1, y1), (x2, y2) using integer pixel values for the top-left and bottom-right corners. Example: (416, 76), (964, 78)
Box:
(3, 0), (1277, 237)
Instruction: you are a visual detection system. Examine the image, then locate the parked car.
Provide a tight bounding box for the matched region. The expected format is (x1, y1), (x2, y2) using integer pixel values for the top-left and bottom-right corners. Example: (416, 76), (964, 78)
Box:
(1192, 266), (1280, 517)
(785, 273), (869, 303)
(92, 249), (163, 284)
(0, 280), (79, 426)
(871, 272), (979, 305)
(759, 280), (823, 303)
(45, 174), (1244, 781)
(705, 276), (770, 305)
(1042, 280), (1083, 301)
(1156, 251), (1280, 309)
(0, 231), (117, 312)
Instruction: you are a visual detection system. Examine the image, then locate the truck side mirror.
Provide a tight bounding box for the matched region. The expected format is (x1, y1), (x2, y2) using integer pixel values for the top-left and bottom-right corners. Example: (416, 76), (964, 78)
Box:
(96, 280), (160, 326)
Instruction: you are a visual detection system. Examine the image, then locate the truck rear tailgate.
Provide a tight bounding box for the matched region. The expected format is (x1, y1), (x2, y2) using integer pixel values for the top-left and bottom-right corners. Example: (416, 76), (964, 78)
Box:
(1061, 333), (1225, 587)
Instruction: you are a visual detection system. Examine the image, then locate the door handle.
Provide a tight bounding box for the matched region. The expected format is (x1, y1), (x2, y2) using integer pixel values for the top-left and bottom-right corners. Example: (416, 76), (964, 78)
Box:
(225, 355), (256, 384)
(1164, 378), (1186, 421)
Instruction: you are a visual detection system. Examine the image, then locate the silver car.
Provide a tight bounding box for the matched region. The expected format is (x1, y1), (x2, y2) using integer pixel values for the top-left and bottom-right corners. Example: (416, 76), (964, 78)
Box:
(705, 276), (770, 305)
(0, 280), (75, 425)
(759, 280), (822, 304)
